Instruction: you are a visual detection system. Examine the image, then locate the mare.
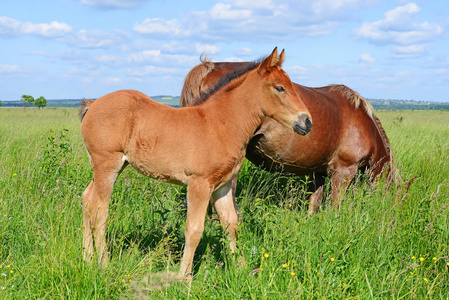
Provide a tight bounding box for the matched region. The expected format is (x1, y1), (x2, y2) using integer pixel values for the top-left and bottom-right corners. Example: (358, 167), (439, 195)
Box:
(180, 59), (400, 214)
(79, 48), (312, 278)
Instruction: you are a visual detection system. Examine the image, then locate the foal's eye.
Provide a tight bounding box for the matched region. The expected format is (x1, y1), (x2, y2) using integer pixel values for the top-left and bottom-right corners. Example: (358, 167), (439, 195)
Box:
(275, 86), (285, 93)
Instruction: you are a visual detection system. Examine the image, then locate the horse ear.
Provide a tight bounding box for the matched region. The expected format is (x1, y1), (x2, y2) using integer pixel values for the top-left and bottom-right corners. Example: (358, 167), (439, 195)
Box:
(258, 47), (279, 74)
(277, 49), (285, 67)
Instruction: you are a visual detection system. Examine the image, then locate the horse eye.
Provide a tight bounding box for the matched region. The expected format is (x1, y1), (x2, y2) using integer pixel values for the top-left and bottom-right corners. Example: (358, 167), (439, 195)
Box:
(275, 86), (285, 93)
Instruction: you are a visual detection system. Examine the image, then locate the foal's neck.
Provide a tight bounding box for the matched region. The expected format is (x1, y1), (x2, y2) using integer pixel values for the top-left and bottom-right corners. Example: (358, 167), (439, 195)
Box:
(200, 72), (265, 142)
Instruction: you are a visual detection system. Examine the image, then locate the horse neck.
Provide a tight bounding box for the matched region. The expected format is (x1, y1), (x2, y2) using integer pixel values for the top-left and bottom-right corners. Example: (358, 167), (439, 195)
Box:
(200, 72), (265, 143)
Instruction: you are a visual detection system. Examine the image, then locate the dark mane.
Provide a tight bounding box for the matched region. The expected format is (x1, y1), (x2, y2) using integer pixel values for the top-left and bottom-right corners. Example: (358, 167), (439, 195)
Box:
(198, 59), (263, 104)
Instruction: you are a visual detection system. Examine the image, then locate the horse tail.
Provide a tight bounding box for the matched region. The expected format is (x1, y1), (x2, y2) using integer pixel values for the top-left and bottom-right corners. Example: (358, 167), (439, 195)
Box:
(372, 114), (403, 186)
(179, 55), (215, 107)
(79, 99), (94, 122)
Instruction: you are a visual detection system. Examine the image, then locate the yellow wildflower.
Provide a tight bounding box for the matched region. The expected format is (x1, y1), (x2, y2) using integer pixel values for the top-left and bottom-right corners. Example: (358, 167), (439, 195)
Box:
(290, 272), (296, 276)
(264, 253), (269, 258)
(330, 257), (335, 262)
(419, 257), (425, 262)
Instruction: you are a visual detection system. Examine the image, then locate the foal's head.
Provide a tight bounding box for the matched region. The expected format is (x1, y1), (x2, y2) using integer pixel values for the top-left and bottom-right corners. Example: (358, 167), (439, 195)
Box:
(256, 48), (312, 135)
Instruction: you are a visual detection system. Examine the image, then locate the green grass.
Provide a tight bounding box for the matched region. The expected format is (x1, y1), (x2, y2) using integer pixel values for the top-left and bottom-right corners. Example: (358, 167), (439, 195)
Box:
(0, 108), (448, 299)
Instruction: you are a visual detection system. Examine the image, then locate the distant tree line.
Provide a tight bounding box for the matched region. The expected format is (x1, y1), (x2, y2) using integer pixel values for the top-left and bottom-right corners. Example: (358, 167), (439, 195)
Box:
(20, 95), (47, 109)
(369, 99), (449, 111)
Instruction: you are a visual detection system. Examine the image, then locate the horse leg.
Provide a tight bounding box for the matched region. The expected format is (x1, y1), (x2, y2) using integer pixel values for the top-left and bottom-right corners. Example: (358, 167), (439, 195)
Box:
(212, 181), (239, 254)
(308, 173), (326, 216)
(179, 179), (212, 278)
(82, 153), (126, 264)
(330, 165), (358, 208)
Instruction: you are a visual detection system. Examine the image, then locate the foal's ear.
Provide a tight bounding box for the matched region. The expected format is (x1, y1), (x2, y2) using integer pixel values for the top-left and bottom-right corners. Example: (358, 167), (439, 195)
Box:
(258, 47), (279, 74)
(278, 49), (285, 67)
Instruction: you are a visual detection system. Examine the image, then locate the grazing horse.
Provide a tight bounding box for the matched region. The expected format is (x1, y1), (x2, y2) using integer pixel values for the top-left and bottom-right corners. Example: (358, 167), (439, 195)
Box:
(79, 48), (312, 278)
(180, 59), (400, 214)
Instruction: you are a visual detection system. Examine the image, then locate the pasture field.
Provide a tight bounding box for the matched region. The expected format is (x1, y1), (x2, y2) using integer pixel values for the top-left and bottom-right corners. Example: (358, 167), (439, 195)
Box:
(0, 107), (448, 299)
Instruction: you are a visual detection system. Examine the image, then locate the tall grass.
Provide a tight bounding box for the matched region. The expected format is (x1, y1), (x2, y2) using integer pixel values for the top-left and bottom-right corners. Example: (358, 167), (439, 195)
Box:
(0, 108), (448, 299)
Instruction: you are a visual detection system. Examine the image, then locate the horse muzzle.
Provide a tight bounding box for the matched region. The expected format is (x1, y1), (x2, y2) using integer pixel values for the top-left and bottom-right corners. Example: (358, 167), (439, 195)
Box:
(293, 114), (312, 136)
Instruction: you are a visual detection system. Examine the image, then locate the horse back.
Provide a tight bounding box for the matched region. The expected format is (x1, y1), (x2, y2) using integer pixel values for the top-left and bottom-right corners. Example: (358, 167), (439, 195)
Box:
(249, 84), (386, 175)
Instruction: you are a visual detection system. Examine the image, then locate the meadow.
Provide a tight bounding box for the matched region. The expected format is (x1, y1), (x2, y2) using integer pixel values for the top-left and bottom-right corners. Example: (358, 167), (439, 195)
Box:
(0, 107), (448, 299)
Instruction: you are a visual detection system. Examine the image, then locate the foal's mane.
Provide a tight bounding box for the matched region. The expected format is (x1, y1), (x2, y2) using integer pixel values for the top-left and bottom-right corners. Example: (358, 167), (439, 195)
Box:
(196, 59), (263, 105)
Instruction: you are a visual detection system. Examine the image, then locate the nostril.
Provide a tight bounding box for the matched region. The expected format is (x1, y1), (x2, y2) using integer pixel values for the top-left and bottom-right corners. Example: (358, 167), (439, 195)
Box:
(305, 117), (313, 131)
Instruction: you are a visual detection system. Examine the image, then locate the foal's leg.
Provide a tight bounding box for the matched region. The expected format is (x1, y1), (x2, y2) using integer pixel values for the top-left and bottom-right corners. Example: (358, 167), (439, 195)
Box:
(231, 174), (242, 222)
(330, 165), (358, 208)
(179, 179), (213, 278)
(83, 153), (126, 264)
(82, 180), (95, 261)
(212, 181), (239, 253)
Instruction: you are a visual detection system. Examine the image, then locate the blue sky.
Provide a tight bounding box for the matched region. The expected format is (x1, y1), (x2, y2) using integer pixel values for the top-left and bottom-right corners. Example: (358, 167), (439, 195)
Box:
(1, 0), (448, 101)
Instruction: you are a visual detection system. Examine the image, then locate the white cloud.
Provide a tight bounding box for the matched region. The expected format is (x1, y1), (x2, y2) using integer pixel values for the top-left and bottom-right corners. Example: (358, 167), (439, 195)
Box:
(126, 65), (182, 77)
(235, 48), (254, 56)
(73, 30), (111, 48)
(359, 53), (375, 63)
(131, 0), (372, 43)
(210, 3), (252, 20)
(0, 16), (128, 49)
(160, 41), (188, 54)
(61, 29), (129, 48)
(354, 3), (443, 45)
(81, 0), (149, 9)
(285, 65), (308, 75)
(311, 0), (367, 16)
(0, 16), (72, 38)
(128, 50), (197, 67)
(93, 54), (127, 66)
(195, 43), (220, 55)
(391, 44), (426, 59)
(0, 64), (26, 74)
(231, 0), (276, 10)
(133, 18), (191, 37)
(104, 77), (122, 84)
(129, 50), (162, 63)
(435, 69), (449, 75)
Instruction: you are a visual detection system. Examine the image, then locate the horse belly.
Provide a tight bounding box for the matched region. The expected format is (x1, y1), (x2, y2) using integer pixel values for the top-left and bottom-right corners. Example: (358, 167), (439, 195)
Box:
(248, 123), (331, 175)
(126, 153), (188, 186)
(125, 135), (189, 186)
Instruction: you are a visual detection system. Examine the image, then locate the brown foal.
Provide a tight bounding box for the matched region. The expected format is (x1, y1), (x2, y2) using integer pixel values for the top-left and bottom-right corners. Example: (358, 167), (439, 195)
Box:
(79, 48), (312, 278)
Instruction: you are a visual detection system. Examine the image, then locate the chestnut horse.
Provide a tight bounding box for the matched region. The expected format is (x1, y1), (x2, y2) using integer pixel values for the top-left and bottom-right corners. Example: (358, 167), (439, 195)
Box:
(79, 48), (312, 278)
(180, 59), (400, 214)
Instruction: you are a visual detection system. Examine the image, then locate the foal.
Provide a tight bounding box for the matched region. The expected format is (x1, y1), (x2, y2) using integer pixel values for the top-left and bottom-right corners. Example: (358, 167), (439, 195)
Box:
(79, 48), (312, 277)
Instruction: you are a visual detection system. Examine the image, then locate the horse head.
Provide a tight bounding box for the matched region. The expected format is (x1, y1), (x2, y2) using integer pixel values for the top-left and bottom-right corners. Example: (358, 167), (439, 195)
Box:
(256, 48), (312, 136)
